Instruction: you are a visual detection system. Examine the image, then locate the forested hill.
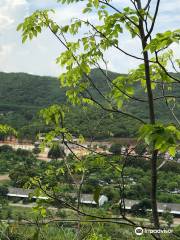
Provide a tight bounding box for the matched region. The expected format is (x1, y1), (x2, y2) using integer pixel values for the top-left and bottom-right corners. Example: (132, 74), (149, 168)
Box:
(0, 69), (179, 140)
(0, 72), (66, 109)
(0, 69), (120, 109)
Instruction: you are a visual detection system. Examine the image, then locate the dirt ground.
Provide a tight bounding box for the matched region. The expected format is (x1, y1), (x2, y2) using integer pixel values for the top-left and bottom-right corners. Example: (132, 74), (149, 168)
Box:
(174, 218), (180, 225)
(0, 174), (10, 181)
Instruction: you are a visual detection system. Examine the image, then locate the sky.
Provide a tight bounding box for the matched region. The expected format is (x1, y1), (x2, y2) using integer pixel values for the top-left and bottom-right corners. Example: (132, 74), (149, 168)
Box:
(0, 0), (179, 76)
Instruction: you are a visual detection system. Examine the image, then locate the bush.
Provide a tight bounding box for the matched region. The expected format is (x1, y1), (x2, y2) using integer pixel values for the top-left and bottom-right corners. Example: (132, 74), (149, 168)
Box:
(0, 185), (8, 197)
(131, 199), (151, 216)
(48, 144), (65, 160)
(56, 210), (67, 218)
(162, 208), (174, 227)
(103, 187), (119, 201)
(33, 147), (41, 155)
(134, 143), (147, 155)
(16, 148), (32, 157)
(109, 143), (122, 155)
(0, 145), (13, 153)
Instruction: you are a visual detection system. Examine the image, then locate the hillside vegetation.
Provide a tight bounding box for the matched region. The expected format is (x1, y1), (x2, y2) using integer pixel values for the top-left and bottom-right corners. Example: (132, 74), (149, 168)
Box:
(0, 69), (179, 140)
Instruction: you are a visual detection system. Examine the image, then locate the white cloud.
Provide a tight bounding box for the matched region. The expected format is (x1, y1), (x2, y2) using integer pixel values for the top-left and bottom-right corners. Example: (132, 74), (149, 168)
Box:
(0, 0), (179, 76)
(12, 0), (27, 7)
(0, 15), (14, 30)
(0, 44), (14, 56)
(0, 0), (28, 29)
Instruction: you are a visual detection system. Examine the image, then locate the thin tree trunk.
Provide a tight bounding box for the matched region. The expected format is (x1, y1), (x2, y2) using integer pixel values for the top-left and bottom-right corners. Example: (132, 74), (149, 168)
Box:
(136, 0), (160, 230)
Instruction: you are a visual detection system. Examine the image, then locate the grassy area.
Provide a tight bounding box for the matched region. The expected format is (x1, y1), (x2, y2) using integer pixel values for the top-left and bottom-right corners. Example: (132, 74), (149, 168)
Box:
(0, 204), (179, 239)
(0, 205), (35, 220)
(1, 220), (180, 240)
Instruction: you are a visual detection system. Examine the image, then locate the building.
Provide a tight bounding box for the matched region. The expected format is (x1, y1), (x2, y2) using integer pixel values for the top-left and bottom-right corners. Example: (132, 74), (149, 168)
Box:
(124, 199), (180, 216)
(7, 187), (108, 206)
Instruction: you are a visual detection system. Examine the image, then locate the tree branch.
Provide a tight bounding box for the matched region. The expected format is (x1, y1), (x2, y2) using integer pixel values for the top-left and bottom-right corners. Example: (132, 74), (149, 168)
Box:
(145, 0), (161, 40)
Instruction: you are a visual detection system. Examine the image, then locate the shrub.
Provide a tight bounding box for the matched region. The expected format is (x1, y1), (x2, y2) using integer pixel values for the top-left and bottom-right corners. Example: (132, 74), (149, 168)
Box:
(109, 143), (122, 155)
(0, 145), (13, 153)
(131, 199), (151, 216)
(48, 144), (65, 160)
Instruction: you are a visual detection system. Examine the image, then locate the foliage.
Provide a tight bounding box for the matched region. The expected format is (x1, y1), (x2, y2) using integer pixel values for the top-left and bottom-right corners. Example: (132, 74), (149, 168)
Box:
(134, 143), (147, 155)
(109, 143), (123, 155)
(0, 124), (17, 140)
(33, 147), (41, 155)
(48, 143), (65, 160)
(145, 30), (180, 53)
(0, 185), (8, 197)
(0, 71), (180, 140)
(13, 0), (180, 238)
(162, 208), (174, 227)
(0, 147), (37, 175)
(131, 199), (151, 216)
(139, 124), (180, 156)
(0, 145), (13, 153)
(0, 185), (8, 206)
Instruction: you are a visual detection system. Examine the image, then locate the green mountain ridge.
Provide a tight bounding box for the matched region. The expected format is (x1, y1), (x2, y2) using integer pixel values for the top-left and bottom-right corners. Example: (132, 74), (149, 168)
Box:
(0, 69), (179, 140)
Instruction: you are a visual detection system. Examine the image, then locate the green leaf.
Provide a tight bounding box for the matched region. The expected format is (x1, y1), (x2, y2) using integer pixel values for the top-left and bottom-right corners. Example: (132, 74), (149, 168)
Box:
(36, 26), (41, 33)
(17, 23), (23, 31)
(93, 0), (99, 8)
(83, 8), (92, 14)
(168, 147), (176, 157)
(61, 25), (69, 33)
(22, 35), (28, 43)
(78, 134), (85, 144)
(41, 208), (47, 217)
(0, 124), (17, 136)
(139, 123), (179, 155)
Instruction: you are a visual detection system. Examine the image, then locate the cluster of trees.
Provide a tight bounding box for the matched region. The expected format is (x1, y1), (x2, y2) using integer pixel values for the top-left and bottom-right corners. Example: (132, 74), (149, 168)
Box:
(0, 151), (179, 239)
(0, 145), (37, 174)
(1, 145), (178, 204)
(0, 0), (179, 238)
